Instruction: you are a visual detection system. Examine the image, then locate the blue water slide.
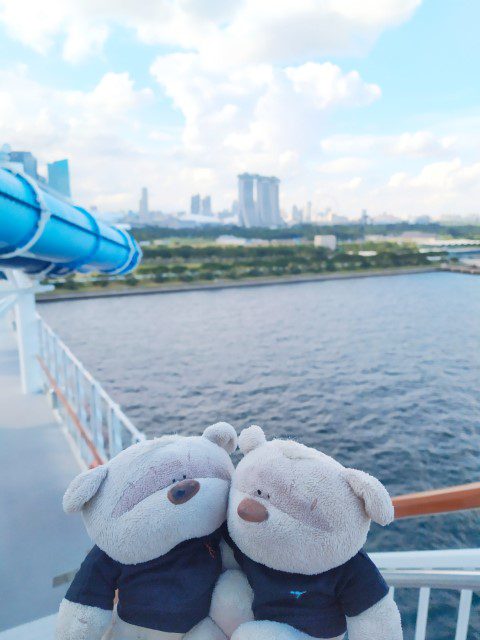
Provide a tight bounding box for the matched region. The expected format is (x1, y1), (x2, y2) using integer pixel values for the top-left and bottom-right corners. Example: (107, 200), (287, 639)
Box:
(0, 167), (141, 276)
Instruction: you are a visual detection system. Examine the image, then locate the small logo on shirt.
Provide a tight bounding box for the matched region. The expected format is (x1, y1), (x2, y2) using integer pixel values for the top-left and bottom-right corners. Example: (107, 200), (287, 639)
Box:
(290, 590), (307, 600)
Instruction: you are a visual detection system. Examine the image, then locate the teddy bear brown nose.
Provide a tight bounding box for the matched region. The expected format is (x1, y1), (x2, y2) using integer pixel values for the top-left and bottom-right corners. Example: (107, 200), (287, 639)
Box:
(237, 497), (269, 522)
(167, 479), (200, 505)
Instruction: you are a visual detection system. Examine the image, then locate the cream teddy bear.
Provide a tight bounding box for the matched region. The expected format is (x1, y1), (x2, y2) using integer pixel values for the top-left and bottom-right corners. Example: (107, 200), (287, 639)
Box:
(56, 423), (251, 640)
(225, 426), (402, 640)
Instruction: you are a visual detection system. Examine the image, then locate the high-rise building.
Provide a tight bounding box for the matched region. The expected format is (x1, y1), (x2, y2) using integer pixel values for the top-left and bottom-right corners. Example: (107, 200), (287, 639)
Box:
(238, 173), (257, 227)
(238, 173), (283, 228)
(190, 194), (200, 215)
(47, 159), (71, 197)
(10, 151), (38, 179)
(265, 176), (282, 227)
(201, 196), (212, 216)
(306, 201), (312, 223)
(292, 205), (303, 223)
(139, 187), (149, 219)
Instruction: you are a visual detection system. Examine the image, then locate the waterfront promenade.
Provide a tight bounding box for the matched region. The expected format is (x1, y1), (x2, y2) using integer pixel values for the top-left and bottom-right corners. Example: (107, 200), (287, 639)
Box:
(38, 265), (438, 303)
(0, 318), (89, 637)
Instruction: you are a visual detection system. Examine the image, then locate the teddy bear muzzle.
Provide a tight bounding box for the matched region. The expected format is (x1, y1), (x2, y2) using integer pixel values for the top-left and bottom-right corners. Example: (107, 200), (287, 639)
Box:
(237, 497), (269, 522)
(167, 479), (200, 505)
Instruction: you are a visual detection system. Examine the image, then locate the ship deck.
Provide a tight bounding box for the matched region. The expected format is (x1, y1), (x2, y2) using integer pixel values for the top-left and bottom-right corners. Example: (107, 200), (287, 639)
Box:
(0, 317), (90, 636)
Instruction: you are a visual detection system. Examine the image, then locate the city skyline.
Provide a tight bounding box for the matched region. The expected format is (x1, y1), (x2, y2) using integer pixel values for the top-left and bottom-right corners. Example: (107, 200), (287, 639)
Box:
(0, 1), (478, 218)
(1, 144), (71, 198)
(2, 143), (476, 226)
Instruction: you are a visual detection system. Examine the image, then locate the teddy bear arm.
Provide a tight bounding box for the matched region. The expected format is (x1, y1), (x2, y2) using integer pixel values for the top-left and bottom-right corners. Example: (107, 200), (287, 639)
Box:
(209, 569), (254, 637)
(220, 537), (240, 570)
(346, 592), (403, 640)
(231, 621), (344, 640)
(183, 616), (227, 640)
(56, 598), (113, 640)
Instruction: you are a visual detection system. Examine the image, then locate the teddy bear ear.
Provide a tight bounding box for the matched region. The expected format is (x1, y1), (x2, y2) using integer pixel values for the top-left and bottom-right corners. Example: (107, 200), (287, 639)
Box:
(63, 465), (108, 514)
(345, 468), (394, 526)
(202, 422), (238, 454)
(238, 425), (267, 455)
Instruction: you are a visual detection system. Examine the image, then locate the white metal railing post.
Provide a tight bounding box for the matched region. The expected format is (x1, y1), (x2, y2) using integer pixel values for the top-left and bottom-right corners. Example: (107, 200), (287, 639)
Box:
(36, 314), (145, 467)
(414, 587), (430, 640)
(6, 270), (43, 394)
(454, 590), (473, 640)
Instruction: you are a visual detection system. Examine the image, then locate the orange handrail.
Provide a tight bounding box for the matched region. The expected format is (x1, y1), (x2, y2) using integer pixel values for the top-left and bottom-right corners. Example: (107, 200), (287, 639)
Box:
(393, 482), (480, 519)
(37, 355), (105, 467)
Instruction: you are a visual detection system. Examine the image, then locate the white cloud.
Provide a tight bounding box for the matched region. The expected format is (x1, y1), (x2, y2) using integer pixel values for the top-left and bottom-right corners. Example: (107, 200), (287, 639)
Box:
(0, 0), (421, 62)
(285, 63), (380, 110)
(317, 157), (371, 174)
(321, 130), (457, 159)
(0, 67), (164, 207)
(406, 158), (480, 190)
(7, 0), (478, 218)
(151, 55), (380, 162)
(391, 131), (456, 157)
(379, 159), (480, 215)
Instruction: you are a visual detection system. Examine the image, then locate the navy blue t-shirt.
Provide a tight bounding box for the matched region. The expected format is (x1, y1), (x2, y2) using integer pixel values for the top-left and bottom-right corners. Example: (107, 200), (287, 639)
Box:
(226, 533), (389, 638)
(65, 527), (223, 633)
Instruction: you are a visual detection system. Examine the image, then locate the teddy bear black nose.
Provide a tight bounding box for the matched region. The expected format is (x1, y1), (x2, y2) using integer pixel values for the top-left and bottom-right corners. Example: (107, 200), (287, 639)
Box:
(238, 497), (269, 522)
(167, 479), (200, 505)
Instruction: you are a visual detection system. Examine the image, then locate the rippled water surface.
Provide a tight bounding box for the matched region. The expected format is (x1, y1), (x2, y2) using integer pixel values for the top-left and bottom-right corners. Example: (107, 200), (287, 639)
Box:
(40, 272), (480, 638)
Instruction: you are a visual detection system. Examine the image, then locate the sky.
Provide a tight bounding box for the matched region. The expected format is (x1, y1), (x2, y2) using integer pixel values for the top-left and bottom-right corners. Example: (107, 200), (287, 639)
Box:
(0, 0), (479, 219)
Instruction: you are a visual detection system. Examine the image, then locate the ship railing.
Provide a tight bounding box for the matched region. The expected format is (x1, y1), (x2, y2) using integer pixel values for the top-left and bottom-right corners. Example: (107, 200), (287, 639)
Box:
(374, 488), (480, 639)
(371, 548), (480, 640)
(35, 313), (479, 637)
(36, 314), (145, 467)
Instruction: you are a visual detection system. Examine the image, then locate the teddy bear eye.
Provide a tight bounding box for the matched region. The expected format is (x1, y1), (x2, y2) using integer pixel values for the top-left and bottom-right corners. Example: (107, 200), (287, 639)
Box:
(257, 489), (262, 495)
(183, 474), (187, 479)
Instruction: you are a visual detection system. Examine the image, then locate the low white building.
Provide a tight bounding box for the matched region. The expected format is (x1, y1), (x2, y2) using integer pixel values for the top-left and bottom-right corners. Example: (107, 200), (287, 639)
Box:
(314, 234), (337, 251)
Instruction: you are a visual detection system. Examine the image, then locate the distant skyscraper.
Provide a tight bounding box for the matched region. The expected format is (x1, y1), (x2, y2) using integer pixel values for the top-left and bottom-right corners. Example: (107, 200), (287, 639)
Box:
(238, 174), (283, 227)
(238, 173), (257, 227)
(306, 201), (312, 223)
(201, 196), (212, 216)
(10, 151), (38, 179)
(47, 159), (71, 197)
(292, 205), (303, 223)
(139, 187), (149, 219)
(190, 194), (200, 215)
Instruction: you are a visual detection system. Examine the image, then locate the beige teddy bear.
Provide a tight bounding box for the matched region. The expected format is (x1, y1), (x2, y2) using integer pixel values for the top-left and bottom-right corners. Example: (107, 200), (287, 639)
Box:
(56, 423), (251, 640)
(226, 426), (403, 640)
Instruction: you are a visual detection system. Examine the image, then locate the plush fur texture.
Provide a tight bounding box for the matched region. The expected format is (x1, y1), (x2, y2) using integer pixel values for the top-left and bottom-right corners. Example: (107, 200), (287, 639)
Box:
(231, 621), (344, 640)
(230, 593), (401, 640)
(57, 422), (248, 640)
(209, 569), (254, 637)
(229, 428), (393, 574)
(105, 613), (184, 640)
(346, 592), (402, 640)
(67, 426), (236, 564)
(227, 426), (402, 640)
(56, 600), (113, 640)
(183, 617), (227, 640)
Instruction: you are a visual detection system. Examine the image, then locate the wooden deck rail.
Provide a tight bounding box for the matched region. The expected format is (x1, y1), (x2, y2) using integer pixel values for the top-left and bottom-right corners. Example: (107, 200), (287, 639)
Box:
(393, 482), (480, 519)
(37, 355), (105, 467)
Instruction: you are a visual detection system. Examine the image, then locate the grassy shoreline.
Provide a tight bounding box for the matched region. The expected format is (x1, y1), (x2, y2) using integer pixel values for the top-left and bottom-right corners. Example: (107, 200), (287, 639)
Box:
(38, 265), (440, 303)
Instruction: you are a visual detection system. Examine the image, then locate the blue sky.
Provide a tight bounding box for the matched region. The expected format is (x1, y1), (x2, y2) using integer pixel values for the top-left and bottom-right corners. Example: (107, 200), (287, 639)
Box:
(0, 0), (479, 219)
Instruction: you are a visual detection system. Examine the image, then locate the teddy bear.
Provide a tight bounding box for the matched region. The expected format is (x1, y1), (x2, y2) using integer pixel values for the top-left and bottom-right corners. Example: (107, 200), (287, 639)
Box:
(225, 425), (403, 640)
(56, 422), (253, 640)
